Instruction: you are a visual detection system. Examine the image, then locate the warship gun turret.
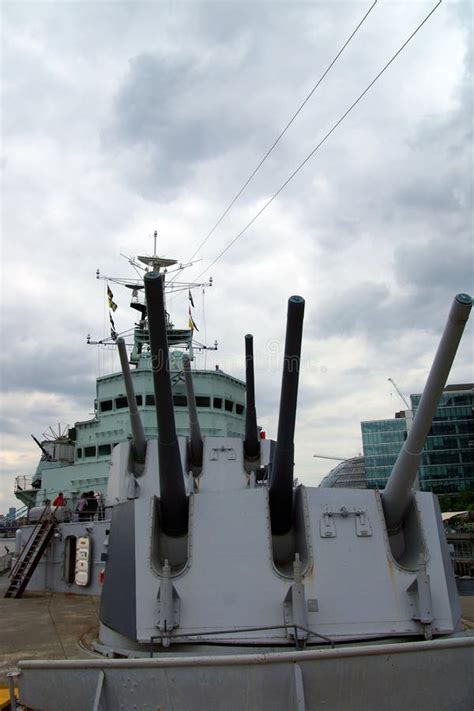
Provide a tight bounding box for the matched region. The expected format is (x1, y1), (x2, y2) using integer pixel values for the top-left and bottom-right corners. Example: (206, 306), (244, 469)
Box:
(382, 293), (472, 539)
(13, 290), (474, 710)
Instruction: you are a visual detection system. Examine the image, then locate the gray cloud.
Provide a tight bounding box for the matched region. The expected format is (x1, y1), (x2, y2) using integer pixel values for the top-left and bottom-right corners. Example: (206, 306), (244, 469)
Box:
(0, 416), (20, 436)
(309, 280), (473, 342)
(106, 52), (255, 197)
(0, 343), (95, 399)
(394, 238), (472, 295)
(310, 282), (391, 338)
(101, 1), (386, 200)
(1, 1), (472, 511)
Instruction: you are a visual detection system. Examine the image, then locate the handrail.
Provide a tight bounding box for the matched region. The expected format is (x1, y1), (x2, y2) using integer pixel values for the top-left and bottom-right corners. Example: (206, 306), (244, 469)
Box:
(14, 475), (34, 493)
(149, 624), (335, 656)
(9, 504), (54, 580)
(18, 634), (474, 671)
(14, 505), (29, 521)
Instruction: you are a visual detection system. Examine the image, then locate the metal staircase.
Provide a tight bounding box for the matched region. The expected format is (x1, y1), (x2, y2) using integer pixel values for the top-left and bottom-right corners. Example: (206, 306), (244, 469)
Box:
(4, 507), (56, 599)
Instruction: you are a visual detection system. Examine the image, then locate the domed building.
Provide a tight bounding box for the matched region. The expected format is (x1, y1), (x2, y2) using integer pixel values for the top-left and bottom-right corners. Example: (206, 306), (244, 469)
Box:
(319, 456), (367, 489)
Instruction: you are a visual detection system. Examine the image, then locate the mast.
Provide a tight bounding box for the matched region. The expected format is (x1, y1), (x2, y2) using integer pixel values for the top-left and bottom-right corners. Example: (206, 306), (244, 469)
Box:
(89, 231), (215, 365)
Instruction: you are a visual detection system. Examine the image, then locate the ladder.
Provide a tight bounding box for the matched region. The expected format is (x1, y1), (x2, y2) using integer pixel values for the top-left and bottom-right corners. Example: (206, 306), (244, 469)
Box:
(4, 507), (56, 599)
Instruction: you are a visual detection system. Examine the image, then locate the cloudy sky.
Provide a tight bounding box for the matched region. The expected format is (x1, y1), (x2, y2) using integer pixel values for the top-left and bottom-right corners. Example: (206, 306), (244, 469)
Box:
(1, 1), (472, 512)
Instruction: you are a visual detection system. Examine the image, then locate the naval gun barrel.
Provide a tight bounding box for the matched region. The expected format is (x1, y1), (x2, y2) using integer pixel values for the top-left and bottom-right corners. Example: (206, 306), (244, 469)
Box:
(182, 354), (203, 474)
(244, 334), (260, 462)
(144, 272), (188, 536)
(116, 337), (147, 465)
(382, 293), (472, 533)
(269, 296), (305, 535)
(31, 435), (53, 461)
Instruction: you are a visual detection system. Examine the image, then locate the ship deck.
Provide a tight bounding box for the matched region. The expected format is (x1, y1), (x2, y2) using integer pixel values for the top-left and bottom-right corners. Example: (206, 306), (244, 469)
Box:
(1, 574), (473, 685)
(0, 576), (101, 683)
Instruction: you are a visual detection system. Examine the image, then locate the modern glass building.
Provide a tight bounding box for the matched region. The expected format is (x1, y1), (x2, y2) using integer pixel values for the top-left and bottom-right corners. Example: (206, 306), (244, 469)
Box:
(412, 385), (474, 494)
(361, 384), (474, 495)
(361, 413), (410, 489)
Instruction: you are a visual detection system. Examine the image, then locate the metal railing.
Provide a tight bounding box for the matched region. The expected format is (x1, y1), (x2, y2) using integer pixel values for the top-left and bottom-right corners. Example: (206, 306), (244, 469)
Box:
(14, 505), (29, 521)
(14, 475), (34, 493)
(149, 624), (335, 656)
(8, 504), (54, 581)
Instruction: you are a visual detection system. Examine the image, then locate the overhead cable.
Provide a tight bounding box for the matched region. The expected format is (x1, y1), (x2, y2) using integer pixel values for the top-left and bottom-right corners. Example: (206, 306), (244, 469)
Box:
(195, 1), (442, 280)
(186, 0), (379, 263)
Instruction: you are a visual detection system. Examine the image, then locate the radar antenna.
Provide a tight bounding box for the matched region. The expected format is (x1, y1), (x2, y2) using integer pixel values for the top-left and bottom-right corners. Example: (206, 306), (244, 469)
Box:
(41, 424), (71, 441)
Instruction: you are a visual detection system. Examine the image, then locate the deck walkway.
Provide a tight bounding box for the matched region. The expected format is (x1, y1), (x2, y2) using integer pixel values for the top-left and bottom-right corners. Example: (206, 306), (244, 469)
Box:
(0, 577), (100, 683)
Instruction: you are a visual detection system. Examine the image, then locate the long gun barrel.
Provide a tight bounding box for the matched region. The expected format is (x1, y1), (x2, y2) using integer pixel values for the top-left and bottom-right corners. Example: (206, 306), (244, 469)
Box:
(382, 293), (472, 533)
(182, 354), (203, 474)
(31, 435), (52, 461)
(116, 337), (147, 466)
(144, 272), (188, 536)
(269, 296), (305, 535)
(244, 334), (259, 462)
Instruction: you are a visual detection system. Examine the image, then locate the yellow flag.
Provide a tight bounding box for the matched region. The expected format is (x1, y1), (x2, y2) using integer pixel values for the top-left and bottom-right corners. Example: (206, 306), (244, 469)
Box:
(188, 306), (198, 332)
(107, 285), (118, 312)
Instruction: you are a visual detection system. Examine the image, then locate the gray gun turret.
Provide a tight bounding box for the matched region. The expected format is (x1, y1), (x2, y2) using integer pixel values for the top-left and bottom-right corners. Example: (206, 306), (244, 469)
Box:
(269, 295), (305, 535)
(95, 288), (472, 697)
(116, 337), (146, 467)
(144, 271), (188, 536)
(382, 293), (472, 534)
(182, 354), (203, 475)
(243, 334), (260, 464)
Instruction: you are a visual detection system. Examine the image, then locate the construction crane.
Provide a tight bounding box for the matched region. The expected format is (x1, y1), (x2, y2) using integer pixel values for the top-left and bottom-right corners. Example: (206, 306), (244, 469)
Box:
(313, 454), (350, 462)
(387, 378), (410, 409)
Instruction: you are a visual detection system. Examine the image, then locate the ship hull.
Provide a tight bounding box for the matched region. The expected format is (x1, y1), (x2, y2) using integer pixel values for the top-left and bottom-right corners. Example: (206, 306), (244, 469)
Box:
(14, 520), (109, 596)
(14, 632), (474, 711)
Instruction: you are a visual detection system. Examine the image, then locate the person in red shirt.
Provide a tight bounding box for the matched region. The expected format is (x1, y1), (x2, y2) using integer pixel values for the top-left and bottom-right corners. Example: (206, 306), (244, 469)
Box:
(52, 492), (65, 507)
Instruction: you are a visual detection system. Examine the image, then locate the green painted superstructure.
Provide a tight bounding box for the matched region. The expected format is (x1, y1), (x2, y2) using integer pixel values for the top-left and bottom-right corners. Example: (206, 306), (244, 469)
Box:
(14, 244), (246, 508)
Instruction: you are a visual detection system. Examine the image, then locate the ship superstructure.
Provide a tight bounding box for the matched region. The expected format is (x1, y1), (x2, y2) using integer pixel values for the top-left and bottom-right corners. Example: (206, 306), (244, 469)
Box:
(14, 236), (246, 511)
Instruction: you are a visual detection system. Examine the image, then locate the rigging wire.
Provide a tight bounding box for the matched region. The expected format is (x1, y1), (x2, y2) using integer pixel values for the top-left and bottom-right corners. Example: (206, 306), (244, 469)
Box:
(202, 287), (208, 370)
(194, 0), (442, 281)
(186, 0), (378, 264)
(101, 280), (107, 377)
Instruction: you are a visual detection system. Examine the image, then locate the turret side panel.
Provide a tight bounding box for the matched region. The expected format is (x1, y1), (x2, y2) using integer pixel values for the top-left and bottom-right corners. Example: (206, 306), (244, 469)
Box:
(106, 439), (189, 506)
(198, 437), (247, 492)
(135, 488), (287, 643)
(105, 442), (133, 506)
(416, 491), (462, 630)
(100, 501), (136, 640)
(304, 488), (415, 636)
(303, 488), (459, 638)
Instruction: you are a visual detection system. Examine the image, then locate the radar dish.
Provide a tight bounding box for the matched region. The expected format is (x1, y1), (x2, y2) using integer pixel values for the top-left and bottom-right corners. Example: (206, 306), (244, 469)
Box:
(137, 255), (178, 269)
(42, 424), (71, 442)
